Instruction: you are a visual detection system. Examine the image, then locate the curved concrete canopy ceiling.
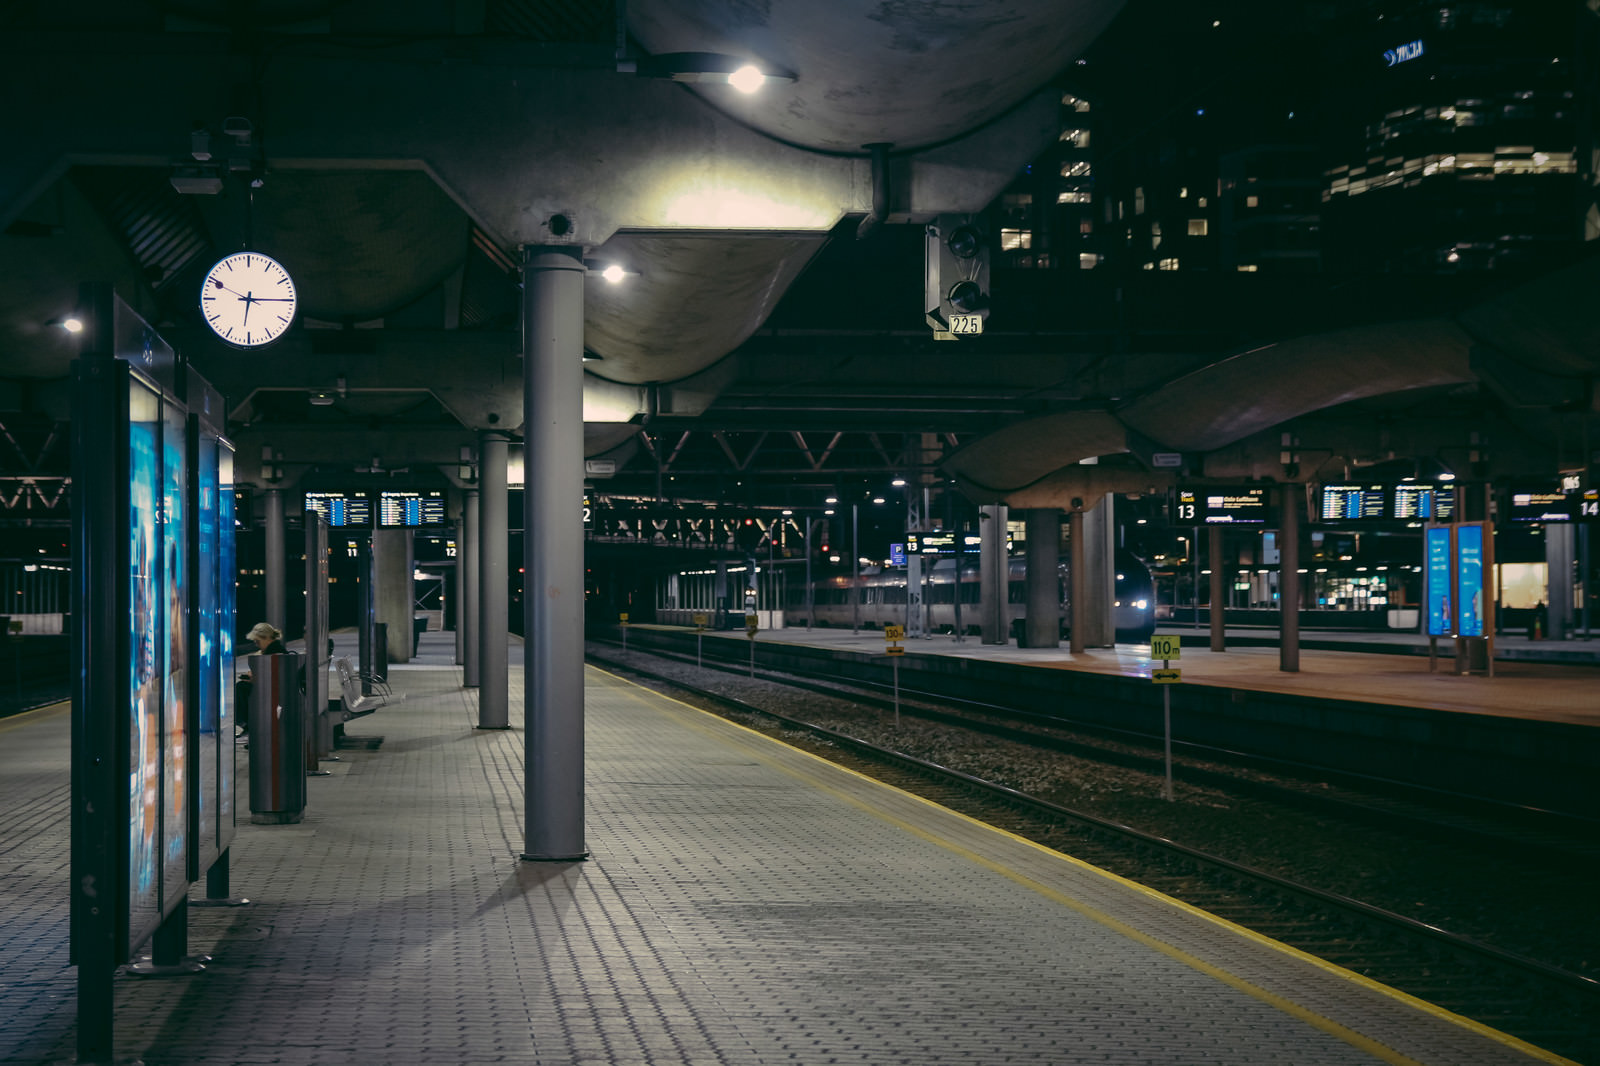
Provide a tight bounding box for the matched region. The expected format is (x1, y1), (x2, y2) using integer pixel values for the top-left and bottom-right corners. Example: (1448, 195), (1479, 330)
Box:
(629, 0), (1127, 153)
(583, 232), (826, 384)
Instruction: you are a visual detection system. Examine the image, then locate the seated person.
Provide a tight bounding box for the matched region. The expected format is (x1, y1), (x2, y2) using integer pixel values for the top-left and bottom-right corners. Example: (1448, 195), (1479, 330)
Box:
(235, 623), (287, 736)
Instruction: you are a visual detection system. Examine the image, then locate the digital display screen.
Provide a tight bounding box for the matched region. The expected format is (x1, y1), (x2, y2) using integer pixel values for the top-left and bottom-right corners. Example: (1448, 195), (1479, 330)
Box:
(906, 531), (984, 555)
(379, 490), (447, 527)
(1424, 526), (1452, 637)
(1392, 483), (1455, 522)
(1508, 489), (1572, 523)
(1176, 487), (1274, 525)
(1319, 483), (1387, 521)
(305, 491), (371, 527)
(127, 378), (163, 948)
(1457, 524), (1485, 637)
(1578, 489), (1600, 522)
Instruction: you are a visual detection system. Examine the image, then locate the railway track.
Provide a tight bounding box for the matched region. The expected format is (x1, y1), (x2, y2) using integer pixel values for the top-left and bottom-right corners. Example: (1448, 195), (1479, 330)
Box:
(589, 642), (1600, 1065)
(593, 633), (1599, 869)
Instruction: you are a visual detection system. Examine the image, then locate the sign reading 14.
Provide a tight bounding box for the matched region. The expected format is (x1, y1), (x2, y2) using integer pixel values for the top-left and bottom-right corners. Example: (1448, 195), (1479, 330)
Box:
(200, 251), (298, 348)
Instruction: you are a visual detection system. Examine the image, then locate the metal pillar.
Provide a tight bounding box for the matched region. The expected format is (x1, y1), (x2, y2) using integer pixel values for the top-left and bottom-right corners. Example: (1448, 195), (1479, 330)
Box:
(264, 487), (285, 631)
(1209, 526), (1226, 653)
(1546, 521), (1576, 640)
(906, 489), (924, 638)
(1068, 510), (1086, 654)
(521, 245), (587, 861)
(478, 434), (509, 728)
(1082, 495), (1115, 647)
(462, 491), (480, 685)
(979, 503), (1008, 643)
(852, 503), (860, 634)
(454, 516), (465, 666)
(1024, 508), (1061, 649)
(1279, 483), (1300, 672)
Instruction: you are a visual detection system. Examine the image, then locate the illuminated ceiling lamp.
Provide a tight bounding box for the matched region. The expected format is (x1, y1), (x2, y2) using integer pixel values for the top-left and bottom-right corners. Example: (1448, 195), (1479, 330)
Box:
(628, 52), (796, 93)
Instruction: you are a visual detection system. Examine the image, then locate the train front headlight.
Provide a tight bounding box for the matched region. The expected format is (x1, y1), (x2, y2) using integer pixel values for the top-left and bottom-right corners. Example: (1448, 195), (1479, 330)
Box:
(1135, 599), (1148, 610)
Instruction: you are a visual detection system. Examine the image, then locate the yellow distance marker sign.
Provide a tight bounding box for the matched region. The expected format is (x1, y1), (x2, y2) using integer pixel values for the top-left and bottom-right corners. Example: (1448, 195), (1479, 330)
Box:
(885, 646), (906, 656)
(1152, 668), (1182, 684)
(745, 614), (760, 637)
(1149, 634), (1181, 660)
(691, 612), (707, 631)
(884, 625), (904, 641)
(619, 612), (629, 625)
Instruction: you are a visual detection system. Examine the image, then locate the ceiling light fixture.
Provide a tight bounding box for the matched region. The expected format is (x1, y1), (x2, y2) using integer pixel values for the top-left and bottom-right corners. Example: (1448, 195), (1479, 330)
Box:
(628, 52), (797, 91)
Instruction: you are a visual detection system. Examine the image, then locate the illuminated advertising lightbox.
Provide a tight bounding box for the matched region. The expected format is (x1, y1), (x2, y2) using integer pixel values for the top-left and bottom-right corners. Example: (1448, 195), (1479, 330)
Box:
(1424, 526), (1452, 637)
(127, 377), (163, 946)
(1457, 524), (1485, 638)
(379, 489), (447, 527)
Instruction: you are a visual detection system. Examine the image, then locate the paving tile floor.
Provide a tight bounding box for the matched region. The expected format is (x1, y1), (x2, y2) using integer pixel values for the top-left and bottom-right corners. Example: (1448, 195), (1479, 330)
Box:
(0, 632), (1570, 1065)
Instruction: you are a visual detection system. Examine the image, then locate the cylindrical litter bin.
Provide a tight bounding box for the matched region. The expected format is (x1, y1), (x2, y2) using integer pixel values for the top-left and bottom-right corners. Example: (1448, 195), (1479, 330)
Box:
(412, 614), (428, 656)
(247, 652), (306, 824)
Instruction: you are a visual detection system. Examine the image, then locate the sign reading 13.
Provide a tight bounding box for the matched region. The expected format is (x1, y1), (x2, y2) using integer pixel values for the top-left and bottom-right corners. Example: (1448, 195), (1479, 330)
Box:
(200, 251), (298, 348)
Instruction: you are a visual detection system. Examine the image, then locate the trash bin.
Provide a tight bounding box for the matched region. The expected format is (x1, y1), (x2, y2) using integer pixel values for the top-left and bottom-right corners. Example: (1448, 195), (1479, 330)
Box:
(412, 614), (428, 656)
(247, 652), (306, 824)
(372, 623), (388, 682)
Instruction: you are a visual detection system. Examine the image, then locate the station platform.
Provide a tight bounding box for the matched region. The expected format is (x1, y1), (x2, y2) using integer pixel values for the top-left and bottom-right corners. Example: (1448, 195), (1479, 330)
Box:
(671, 624), (1600, 729)
(1, 629), (1576, 1065)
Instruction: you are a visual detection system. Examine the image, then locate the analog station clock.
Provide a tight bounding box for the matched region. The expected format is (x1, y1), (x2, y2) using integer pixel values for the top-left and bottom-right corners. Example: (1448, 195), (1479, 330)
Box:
(199, 251), (297, 348)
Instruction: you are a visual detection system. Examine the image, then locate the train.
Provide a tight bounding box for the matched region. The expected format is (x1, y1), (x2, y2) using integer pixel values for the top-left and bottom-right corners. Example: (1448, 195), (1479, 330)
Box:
(802, 549), (1157, 643)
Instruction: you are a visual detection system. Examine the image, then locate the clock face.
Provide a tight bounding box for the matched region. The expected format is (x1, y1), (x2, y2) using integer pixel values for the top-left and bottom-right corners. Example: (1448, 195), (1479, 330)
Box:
(199, 251), (297, 348)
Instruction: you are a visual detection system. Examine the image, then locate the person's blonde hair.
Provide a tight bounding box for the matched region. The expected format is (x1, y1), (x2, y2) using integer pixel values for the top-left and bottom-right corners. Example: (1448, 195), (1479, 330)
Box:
(247, 622), (281, 643)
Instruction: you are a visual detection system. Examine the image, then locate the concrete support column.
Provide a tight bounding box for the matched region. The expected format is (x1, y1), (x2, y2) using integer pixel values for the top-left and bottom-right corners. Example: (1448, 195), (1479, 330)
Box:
(263, 488), (285, 632)
(453, 517), (464, 665)
(1082, 495), (1115, 647)
(1069, 510), (1086, 654)
(1546, 521), (1576, 640)
(1209, 526), (1226, 653)
(521, 245), (587, 861)
(1279, 483), (1300, 672)
(372, 528), (413, 664)
(1024, 508), (1061, 649)
(462, 491), (480, 686)
(478, 434), (509, 728)
(979, 503), (1008, 644)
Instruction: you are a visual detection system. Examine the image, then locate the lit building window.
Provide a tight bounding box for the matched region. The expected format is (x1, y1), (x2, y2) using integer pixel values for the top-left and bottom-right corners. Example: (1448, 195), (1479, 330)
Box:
(1179, 186), (1189, 198)
(1000, 228), (1033, 251)
(1246, 195), (1259, 207)
(1079, 253), (1101, 269)
(1079, 220), (1094, 234)
(1158, 257), (1179, 270)
(1061, 160), (1092, 178)
(1059, 128), (1091, 147)
(1197, 197), (1207, 208)
(1057, 190), (1091, 204)
(1061, 93), (1091, 112)
(1187, 219), (1208, 236)
(1237, 264), (1259, 272)
(1134, 187), (1145, 214)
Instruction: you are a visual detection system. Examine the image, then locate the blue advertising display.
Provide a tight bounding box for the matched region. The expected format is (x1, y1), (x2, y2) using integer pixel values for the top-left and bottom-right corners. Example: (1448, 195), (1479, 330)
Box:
(195, 434), (219, 869)
(1457, 523), (1485, 638)
(127, 377), (163, 946)
(161, 399), (189, 906)
(218, 448), (236, 833)
(1424, 526), (1452, 636)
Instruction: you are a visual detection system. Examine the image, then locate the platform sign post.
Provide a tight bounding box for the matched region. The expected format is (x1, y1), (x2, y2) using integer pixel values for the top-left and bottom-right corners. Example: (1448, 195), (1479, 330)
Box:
(884, 625), (905, 723)
(1150, 634), (1181, 802)
(692, 612), (707, 668)
(619, 611), (628, 653)
(745, 613), (759, 677)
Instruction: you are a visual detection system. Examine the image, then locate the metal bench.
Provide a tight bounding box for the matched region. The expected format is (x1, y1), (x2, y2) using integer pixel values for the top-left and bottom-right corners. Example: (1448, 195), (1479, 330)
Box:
(334, 656), (399, 718)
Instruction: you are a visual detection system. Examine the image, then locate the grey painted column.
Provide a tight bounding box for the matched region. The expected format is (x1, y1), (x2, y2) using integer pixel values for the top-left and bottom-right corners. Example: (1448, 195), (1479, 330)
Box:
(1279, 483), (1300, 672)
(372, 528), (413, 664)
(979, 503), (1008, 644)
(1082, 495), (1115, 647)
(462, 491), (480, 686)
(1069, 510), (1086, 655)
(521, 245), (587, 861)
(454, 516), (465, 666)
(1024, 508), (1061, 649)
(478, 434), (509, 728)
(1209, 526), (1226, 653)
(1546, 520), (1575, 640)
(263, 488), (285, 631)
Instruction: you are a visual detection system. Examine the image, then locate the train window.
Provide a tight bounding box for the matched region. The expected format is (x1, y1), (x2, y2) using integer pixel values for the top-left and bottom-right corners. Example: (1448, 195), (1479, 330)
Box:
(1009, 581), (1026, 604)
(929, 583), (954, 604)
(884, 584), (907, 605)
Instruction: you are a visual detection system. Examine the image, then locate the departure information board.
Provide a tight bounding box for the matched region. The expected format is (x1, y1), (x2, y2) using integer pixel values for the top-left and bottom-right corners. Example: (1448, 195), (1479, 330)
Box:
(1392, 483), (1455, 522)
(1319, 483), (1387, 521)
(1508, 489), (1573, 523)
(1175, 487), (1274, 525)
(379, 490), (446, 527)
(305, 491), (371, 527)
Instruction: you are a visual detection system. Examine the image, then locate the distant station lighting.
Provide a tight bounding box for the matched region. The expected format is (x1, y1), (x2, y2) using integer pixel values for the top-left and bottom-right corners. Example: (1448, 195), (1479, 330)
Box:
(729, 64), (765, 94)
(601, 264), (627, 284)
(56, 316), (84, 333)
(891, 477), (907, 487)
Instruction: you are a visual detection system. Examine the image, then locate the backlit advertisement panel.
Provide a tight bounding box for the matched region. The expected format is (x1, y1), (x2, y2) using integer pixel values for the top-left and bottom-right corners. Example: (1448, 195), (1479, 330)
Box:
(195, 434), (219, 868)
(127, 377), (162, 944)
(1457, 524), (1484, 638)
(1424, 525), (1451, 637)
(162, 401), (188, 904)
(218, 447), (236, 833)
